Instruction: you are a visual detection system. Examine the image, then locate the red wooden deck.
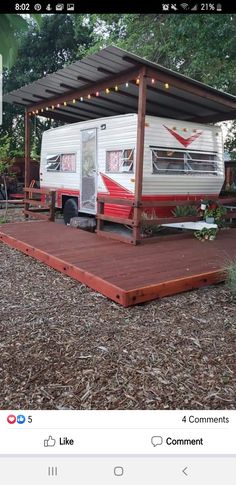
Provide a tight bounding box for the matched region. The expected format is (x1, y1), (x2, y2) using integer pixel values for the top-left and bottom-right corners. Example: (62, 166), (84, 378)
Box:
(0, 221), (235, 307)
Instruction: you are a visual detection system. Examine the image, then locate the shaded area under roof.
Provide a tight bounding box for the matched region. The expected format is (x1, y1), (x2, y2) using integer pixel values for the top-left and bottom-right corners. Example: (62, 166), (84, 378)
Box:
(3, 45), (236, 124)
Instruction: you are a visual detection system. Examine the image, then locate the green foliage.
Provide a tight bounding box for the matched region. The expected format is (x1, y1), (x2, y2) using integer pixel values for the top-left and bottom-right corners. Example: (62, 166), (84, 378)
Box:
(204, 203), (227, 228)
(194, 227), (218, 241)
(0, 14), (41, 68)
(1, 14), (93, 159)
(141, 211), (161, 236)
(226, 260), (236, 298)
(0, 135), (13, 176)
(1, 13), (236, 161)
(0, 216), (8, 224)
(88, 14), (236, 93)
(172, 204), (198, 217)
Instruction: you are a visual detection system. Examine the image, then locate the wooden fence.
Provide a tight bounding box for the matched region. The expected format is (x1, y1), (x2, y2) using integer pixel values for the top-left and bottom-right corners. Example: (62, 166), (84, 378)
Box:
(24, 187), (56, 222)
(96, 195), (236, 245)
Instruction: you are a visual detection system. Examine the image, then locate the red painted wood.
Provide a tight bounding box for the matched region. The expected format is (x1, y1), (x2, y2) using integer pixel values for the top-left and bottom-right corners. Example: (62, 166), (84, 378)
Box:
(0, 221), (236, 306)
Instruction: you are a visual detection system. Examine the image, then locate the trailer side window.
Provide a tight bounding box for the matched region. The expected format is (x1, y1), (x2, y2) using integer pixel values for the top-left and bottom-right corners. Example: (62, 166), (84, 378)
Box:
(106, 149), (134, 173)
(46, 153), (76, 172)
(151, 148), (219, 175)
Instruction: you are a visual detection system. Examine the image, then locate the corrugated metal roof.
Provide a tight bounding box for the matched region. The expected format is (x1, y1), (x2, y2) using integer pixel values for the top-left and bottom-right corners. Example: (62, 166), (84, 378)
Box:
(3, 45), (236, 123)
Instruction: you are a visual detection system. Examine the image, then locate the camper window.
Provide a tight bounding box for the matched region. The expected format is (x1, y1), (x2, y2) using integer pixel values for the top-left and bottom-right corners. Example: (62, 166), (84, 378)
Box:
(151, 148), (219, 175)
(46, 153), (76, 172)
(106, 149), (134, 173)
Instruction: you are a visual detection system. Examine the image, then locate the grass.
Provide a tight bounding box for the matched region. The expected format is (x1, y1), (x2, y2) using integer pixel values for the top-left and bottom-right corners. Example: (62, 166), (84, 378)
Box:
(226, 260), (236, 298)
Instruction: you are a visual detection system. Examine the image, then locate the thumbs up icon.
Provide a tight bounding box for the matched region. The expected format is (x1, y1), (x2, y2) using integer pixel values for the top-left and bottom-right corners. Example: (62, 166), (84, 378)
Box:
(44, 436), (56, 447)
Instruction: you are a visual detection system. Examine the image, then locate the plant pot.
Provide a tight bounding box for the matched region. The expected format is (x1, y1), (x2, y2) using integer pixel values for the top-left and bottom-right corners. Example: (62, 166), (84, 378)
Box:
(205, 216), (215, 224)
(200, 203), (206, 210)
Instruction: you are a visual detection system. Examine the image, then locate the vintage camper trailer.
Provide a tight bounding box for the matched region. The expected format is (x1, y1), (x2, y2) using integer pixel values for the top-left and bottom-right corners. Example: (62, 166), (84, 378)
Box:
(40, 114), (224, 222)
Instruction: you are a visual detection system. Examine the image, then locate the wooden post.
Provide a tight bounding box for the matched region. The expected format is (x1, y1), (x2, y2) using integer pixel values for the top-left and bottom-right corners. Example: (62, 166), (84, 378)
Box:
(49, 190), (56, 222)
(133, 69), (147, 244)
(24, 110), (30, 218)
(96, 199), (104, 232)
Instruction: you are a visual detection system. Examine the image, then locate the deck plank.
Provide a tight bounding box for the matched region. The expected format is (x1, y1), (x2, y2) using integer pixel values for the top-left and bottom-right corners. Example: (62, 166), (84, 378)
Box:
(0, 221), (235, 306)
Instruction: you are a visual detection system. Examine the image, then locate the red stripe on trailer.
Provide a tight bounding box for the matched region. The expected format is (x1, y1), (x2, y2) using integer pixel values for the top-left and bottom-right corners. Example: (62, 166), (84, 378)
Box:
(163, 125), (202, 147)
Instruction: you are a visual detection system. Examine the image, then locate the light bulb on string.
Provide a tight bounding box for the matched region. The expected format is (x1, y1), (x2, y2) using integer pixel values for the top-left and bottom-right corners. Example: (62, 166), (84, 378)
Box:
(125, 82), (129, 88)
(114, 85), (118, 91)
(72, 99), (76, 104)
(46, 107), (49, 111)
(96, 91), (99, 97)
(136, 78), (140, 85)
(80, 97), (84, 101)
(151, 78), (155, 84)
(164, 83), (169, 89)
(105, 88), (110, 94)
(87, 94), (91, 99)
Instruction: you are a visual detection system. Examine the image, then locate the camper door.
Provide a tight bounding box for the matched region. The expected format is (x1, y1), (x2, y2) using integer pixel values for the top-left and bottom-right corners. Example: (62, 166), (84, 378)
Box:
(80, 128), (97, 214)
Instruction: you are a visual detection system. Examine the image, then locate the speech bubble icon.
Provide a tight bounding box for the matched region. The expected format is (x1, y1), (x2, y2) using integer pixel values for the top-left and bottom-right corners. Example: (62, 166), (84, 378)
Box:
(151, 436), (163, 446)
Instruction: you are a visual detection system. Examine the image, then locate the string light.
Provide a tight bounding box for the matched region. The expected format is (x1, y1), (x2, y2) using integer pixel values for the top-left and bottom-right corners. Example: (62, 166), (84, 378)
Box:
(30, 78), (151, 117)
(164, 83), (169, 89)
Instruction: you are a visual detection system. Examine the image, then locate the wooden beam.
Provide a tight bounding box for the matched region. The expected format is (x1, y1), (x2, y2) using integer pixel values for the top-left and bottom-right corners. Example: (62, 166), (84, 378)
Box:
(133, 69), (147, 244)
(146, 67), (236, 110)
(97, 196), (134, 206)
(24, 110), (30, 188)
(27, 67), (141, 113)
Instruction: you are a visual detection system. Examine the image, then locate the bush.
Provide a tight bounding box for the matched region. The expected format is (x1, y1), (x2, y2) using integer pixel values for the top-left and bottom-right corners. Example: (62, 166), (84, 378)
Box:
(141, 211), (161, 236)
(194, 227), (218, 241)
(226, 261), (236, 297)
(172, 204), (198, 217)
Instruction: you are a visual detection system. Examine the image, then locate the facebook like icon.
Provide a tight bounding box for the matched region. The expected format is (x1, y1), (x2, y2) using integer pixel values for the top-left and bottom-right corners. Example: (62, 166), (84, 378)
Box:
(17, 415), (26, 424)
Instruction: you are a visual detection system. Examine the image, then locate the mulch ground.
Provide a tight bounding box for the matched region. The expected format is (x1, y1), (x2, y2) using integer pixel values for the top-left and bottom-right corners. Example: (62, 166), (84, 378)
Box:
(0, 209), (236, 409)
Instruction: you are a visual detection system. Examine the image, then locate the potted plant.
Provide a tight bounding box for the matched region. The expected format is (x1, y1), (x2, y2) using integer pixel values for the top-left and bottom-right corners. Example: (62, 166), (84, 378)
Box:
(194, 227), (218, 241)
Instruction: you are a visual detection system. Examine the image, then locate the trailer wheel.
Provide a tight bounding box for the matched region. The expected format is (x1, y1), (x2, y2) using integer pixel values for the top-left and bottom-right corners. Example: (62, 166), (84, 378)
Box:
(63, 198), (78, 225)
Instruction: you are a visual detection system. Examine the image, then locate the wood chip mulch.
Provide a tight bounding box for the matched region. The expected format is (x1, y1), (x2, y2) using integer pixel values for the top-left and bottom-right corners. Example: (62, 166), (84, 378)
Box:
(0, 210), (235, 410)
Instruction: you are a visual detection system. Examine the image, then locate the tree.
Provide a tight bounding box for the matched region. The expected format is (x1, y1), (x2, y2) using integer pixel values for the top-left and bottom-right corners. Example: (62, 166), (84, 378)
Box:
(1, 14), (93, 158)
(0, 14), (41, 68)
(88, 14), (236, 93)
(88, 14), (236, 151)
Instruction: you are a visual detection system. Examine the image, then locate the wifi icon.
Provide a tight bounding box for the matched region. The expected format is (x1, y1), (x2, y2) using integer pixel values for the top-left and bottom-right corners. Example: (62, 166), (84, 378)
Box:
(180, 2), (189, 9)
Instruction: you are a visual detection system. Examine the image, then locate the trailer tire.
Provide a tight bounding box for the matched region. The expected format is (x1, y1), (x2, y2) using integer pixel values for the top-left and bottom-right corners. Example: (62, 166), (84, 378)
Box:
(63, 198), (78, 225)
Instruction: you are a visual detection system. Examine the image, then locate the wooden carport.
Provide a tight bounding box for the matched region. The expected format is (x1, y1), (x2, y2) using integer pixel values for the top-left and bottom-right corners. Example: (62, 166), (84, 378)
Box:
(3, 46), (236, 244)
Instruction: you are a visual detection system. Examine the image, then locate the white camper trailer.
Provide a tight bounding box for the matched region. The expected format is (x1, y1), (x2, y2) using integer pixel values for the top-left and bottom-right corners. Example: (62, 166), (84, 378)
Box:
(40, 113), (224, 222)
